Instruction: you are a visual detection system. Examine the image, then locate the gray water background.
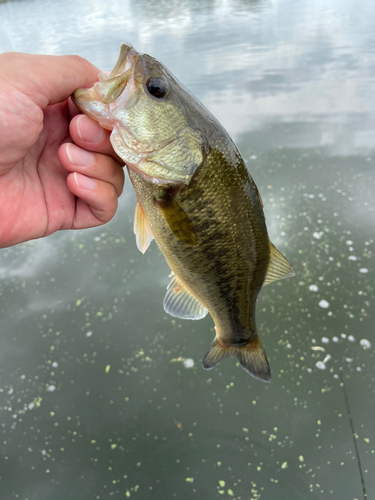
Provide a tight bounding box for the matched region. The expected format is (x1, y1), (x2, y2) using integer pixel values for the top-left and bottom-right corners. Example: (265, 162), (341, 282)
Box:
(0, 0), (374, 498)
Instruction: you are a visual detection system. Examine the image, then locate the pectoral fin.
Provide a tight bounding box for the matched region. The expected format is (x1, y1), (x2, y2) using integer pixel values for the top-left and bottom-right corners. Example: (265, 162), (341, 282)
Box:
(163, 272), (208, 320)
(156, 191), (198, 246)
(263, 241), (295, 285)
(133, 200), (154, 254)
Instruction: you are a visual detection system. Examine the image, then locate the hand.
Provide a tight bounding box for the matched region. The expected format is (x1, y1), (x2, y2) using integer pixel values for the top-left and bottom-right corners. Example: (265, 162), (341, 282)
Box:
(0, 52), (124, 248)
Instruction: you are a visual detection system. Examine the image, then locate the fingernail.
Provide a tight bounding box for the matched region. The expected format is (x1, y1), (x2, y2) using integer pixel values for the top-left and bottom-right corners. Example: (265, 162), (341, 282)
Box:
(77, 114), (104, 143)
(66, 143), (94, 166)
(74, 172), (96, 190)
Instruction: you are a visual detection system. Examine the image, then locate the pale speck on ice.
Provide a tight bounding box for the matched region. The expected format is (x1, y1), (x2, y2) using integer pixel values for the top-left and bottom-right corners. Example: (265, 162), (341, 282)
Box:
(309, 284), (319, 292)
(183, 358), (195, 369)
(319, 300), (330, 309)
(359, 268), (369, 274)
(46, 385), (56, 392)
(348, 255), (357, 261)
(316, 361), (326, 370)
(85, 331), (93, 337)
(322, 337), (329, 344)
(360, 339), (371, 349)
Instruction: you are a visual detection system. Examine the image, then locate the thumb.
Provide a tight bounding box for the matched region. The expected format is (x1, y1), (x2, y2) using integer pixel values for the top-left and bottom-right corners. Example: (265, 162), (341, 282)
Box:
(1, 52), (101, 108)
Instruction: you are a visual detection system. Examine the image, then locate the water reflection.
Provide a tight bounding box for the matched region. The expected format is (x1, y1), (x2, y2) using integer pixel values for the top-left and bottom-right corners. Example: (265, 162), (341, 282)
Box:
(0, 0), (374, 498)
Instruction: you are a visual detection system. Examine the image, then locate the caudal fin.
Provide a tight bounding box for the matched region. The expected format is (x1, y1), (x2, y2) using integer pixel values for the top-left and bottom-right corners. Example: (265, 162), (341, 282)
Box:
(202, 337), (271, 382)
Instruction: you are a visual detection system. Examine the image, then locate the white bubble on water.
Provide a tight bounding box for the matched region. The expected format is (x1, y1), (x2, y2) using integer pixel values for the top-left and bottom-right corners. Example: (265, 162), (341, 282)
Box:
(346, 240), (353, 245)
(360, 339), (371, 349)
(316, 361), (326, 370)
(183, 358), (195, 369)
(332, 336), (339, 342)
(319, 300), (330, 309)
(313, 232), (322, 239)
(309, 284), (319, 292)
(85, 331), (93, 337)
(348, 256), (357, 261)
(348, 335), (355, 342)
(46, 385), (56, 392)
(322, 337), (329, 343)
(359, 268), (369, 274)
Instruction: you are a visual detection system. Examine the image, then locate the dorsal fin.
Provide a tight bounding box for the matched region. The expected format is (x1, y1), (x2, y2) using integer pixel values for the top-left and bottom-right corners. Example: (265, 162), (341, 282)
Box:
(133, 200), (154, 254)
(264, 241), (295, 285)
(163, 272), (208, 320)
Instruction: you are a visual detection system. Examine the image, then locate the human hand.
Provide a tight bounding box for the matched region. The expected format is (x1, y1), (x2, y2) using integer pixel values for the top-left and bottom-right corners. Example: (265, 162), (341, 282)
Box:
(0, 52), (124, 248)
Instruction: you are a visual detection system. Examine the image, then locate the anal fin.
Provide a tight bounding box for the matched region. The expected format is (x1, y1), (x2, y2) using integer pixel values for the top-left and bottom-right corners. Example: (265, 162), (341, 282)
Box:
(133, 200), (154, 254)
(163, 273), (208, 320)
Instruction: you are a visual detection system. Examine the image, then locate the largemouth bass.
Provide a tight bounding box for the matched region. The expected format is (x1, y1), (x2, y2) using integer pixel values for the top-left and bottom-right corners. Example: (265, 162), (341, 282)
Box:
(73, 44), (295, 382)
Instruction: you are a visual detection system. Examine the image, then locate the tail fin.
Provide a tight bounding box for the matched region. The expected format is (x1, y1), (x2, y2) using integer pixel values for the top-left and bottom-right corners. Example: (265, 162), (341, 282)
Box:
(202, 337), (271, 382)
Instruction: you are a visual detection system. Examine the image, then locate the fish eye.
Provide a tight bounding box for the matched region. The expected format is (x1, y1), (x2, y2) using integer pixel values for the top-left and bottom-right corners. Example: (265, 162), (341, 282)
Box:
(146, 76), (167, 99)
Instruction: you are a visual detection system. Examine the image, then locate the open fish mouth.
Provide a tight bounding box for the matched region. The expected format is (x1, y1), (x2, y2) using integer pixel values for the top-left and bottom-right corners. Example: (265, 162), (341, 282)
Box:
(72, 43), (139, 126)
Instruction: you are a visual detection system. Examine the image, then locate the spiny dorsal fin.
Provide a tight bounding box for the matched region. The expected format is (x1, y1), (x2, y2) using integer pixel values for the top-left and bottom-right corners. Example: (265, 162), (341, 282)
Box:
(264, 241), (295, 286)
(133, 200), (154, 254)
(163, 273), (208, 320)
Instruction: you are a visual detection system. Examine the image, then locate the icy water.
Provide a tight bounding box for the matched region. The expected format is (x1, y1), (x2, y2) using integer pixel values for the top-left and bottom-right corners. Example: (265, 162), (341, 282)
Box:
(1, 0), (374, 499)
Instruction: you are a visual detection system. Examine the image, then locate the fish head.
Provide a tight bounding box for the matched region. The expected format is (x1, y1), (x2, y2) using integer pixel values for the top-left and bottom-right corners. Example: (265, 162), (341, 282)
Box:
(73, 44), (205, 185)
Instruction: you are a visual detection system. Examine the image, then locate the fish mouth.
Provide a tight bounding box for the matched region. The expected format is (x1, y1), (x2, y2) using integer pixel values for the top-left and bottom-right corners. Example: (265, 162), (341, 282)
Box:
(72, 43), (140, 127)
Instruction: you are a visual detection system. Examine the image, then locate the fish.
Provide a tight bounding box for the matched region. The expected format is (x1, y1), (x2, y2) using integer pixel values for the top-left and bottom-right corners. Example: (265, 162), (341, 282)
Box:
(73, 44), (295, 382)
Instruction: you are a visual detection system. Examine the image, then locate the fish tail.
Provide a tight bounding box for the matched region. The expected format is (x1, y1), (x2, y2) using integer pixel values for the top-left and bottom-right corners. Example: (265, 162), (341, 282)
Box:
(202, 336), (271, 382)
